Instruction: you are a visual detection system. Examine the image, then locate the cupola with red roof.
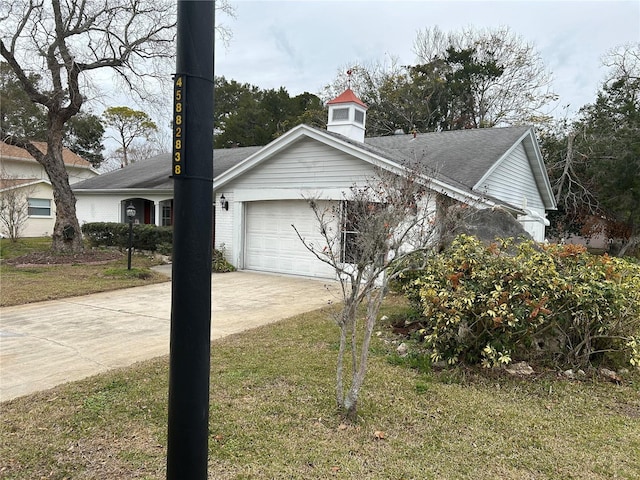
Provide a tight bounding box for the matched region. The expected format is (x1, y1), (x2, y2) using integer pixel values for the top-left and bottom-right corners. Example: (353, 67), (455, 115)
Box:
(326, 87), (368, 142)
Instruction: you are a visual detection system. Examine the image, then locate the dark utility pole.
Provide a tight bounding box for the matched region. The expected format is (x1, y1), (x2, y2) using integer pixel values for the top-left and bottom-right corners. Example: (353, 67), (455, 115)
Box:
(166, 1), (214, 479)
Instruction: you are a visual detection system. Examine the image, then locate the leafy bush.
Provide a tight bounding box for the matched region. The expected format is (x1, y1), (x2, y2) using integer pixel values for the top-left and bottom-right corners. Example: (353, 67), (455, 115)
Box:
(213, 246), (235, 273)
(82, 222), (172, 252)
(399, 235), (640, 369)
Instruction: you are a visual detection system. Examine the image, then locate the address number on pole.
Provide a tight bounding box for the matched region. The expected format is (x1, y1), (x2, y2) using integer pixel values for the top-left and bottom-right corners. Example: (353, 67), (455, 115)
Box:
(172, 75), (185, 176)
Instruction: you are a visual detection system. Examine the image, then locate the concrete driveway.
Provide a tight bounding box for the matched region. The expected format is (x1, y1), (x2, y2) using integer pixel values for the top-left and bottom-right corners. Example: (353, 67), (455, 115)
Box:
(0, 271), (338, 402)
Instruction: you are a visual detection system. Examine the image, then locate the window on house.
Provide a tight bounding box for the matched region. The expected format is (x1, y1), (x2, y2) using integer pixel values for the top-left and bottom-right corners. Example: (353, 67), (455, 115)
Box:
(332, 107), (349, 121)
(340, 201), (383, 263)
(161, 202), (173, 226)
(354, 109), (364, 124)
(27, 198), (51, 216)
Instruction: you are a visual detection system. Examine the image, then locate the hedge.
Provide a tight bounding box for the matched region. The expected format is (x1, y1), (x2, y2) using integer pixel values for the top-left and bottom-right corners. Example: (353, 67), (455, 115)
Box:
(81, 222), (173, 252)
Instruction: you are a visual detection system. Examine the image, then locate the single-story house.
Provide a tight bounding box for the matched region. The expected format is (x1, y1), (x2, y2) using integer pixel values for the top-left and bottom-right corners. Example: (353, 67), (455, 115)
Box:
(0, 141), (98, 237)
(74, 88), (556, 279)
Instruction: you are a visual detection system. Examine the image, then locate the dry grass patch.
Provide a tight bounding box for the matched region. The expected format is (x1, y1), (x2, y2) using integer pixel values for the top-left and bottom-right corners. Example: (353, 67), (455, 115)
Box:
(1, 303), (639, 479)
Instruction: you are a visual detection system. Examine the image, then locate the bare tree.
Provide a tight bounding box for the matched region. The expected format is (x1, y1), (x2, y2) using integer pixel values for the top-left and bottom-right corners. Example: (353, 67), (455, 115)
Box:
(0, 172), (35, 241)
(293, 166), (455, 420)
(413, 25), (558, 128)
(0, 0), (178, 252)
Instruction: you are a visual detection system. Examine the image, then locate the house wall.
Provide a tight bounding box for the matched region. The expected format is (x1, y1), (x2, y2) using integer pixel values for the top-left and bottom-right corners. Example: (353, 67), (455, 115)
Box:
(21, 183), (56, 237)
(229, 137), (377, 191)
(1, 158), (95, 184)
(218, 138), (379, 267)
(214, 191), (234, 253)
(477, 143), (547, 241)
(75, 192), (174, 227)
(478, 144), (545, 210)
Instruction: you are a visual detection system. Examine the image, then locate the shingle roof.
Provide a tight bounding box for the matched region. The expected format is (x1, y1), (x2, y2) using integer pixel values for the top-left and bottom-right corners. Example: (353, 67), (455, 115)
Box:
(73, 126), (532, 193)
(0, 140), (93, 168)
(364, 126), (532, 187)
(72, 146), (263, 190)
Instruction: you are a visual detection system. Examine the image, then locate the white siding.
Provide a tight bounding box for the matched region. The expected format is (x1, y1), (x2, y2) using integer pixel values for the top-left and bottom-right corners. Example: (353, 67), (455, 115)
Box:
(214, 191), (234, 257)
(1, 158), (96, 184)
(227, 137), (377, 194)
(478, 143), (544, 210)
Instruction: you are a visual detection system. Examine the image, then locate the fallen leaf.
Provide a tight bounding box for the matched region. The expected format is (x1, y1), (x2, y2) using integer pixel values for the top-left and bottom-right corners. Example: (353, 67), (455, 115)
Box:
(374, 430), (386, 440)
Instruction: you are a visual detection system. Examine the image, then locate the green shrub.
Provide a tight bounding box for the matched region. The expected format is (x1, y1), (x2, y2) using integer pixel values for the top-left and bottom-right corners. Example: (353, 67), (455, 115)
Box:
(82, 222), (172, 252)
(213, 247), (235, 273)
(400, 235), (640, 369)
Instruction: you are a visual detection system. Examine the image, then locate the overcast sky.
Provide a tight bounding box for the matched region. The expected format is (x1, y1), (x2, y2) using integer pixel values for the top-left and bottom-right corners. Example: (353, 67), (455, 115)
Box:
(214, 0), (639, 118)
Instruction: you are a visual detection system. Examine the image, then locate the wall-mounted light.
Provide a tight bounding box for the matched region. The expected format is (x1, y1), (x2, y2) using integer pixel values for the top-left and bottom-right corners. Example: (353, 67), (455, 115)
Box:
(220, 194), (229, 211)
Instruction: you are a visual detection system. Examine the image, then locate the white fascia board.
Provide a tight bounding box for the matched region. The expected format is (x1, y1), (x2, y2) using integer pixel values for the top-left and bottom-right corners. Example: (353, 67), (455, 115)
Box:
(525, 133), (556, 210)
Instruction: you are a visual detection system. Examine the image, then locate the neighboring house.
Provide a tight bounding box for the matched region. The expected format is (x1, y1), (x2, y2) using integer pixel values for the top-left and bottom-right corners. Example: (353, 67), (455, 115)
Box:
(0, 141), (98, 237)
(74, 89), (556, 279)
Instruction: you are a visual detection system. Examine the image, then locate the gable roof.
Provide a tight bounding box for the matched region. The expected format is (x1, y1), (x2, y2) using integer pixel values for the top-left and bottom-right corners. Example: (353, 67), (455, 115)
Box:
(0, 140), (94, 169)
(72, 125), (555, 211)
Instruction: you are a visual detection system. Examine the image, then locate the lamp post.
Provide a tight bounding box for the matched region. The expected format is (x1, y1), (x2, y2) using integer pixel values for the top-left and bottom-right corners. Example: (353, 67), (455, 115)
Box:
(126, 203), (136, 270)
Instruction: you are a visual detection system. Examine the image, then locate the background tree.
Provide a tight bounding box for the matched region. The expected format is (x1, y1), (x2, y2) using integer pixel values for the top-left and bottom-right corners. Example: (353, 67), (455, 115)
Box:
(542, 43), (640, 256)
(413, 26), (557, 128)
(294, 166), (457, 419)
(1, 62), (105, 167)
(323, 27), (556, 136)
(214, 77), (325, 148)
(0, 172), (34, 241)
(102, 106), (158, 167)
(1, 0), (176, 252)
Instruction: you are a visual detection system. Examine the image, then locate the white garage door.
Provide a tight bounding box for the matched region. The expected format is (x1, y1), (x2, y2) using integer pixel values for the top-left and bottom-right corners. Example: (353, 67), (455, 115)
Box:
(245, 200), (337, 279)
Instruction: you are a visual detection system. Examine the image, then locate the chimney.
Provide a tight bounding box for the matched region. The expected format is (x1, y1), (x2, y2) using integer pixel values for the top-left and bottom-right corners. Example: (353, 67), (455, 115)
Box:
(326, 88), (367, 142)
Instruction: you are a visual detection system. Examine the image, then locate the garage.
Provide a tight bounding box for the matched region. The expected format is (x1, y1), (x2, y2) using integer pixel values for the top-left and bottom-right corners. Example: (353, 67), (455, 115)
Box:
(244, 200), (337, 279)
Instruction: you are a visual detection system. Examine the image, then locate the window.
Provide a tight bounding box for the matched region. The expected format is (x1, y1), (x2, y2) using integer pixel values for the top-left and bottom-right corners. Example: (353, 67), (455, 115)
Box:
(354, 109), (364, 124)
(340, 201), (383, 263)
(332, 107), (349, 121)
(161, 201), (173, 226)
(28, 198), (51, 217)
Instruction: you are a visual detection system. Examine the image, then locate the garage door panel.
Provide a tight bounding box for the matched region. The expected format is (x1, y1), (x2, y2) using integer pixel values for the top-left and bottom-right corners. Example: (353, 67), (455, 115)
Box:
(245, 200), (336, 279)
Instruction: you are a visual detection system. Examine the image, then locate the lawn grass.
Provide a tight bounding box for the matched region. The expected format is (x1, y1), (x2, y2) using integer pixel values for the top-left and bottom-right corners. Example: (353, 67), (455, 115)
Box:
(0, 238), (169, 306)
(1, 303), (638, 479)
(0, 236), (52, 258)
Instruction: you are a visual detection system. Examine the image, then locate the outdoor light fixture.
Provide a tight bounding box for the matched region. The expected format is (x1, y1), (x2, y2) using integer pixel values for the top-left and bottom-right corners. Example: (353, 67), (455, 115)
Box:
(126, 203), (136, 270)
(220, 194), (229, 211)
(126, 203), (136, 219)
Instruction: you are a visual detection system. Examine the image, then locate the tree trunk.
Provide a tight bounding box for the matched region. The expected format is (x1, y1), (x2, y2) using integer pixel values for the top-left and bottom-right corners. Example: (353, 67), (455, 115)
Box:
(41, 137), (84, 253)
(618, 233), (639, 257)
(342, 287), (385, 421)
